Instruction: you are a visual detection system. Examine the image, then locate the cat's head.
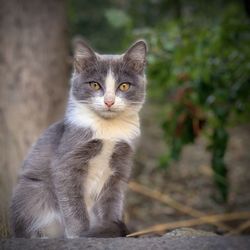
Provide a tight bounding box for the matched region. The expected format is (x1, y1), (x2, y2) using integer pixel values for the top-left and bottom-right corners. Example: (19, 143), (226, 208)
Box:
(70, 38), (147, 120)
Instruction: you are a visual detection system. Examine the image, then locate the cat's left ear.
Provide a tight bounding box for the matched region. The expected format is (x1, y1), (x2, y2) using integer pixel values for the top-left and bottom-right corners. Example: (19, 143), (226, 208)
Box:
(123, 40), (147, 73)
(73, 37), (97, 73)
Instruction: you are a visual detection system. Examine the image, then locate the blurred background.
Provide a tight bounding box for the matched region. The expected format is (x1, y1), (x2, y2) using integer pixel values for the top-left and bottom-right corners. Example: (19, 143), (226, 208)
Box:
(0, 0), (250, 237)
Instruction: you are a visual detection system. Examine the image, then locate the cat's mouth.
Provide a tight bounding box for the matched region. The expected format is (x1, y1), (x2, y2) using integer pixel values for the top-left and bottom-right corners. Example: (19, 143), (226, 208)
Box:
(99, 108), (120, 119)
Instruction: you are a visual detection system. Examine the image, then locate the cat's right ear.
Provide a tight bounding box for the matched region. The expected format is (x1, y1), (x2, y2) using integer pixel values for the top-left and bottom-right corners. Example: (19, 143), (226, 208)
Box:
(73, 38), (97, 73)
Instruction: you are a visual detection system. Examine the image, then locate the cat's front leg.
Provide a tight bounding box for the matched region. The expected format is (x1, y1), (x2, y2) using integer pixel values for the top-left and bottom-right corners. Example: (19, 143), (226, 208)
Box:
(51, 156), (89, 238)
(84, 177), (129, 237)
(81, 220), (128, 238)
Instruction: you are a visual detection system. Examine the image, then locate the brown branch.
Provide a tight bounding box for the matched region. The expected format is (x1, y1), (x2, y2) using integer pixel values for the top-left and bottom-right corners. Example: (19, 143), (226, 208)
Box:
(226, 220), (250, 235)
(128, 181), (233, 232)
(126, 211), (250, 237)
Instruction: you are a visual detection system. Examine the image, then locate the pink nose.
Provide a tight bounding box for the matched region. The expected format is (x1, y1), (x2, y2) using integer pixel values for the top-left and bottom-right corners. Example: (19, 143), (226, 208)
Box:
(104, 99), (115, 108)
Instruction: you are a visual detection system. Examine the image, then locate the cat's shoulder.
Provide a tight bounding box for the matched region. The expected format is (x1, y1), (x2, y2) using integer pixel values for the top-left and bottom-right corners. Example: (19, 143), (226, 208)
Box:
(44, 119), (92, 139)
(42, 120), (65, 140)
(29, 120), (66, 153)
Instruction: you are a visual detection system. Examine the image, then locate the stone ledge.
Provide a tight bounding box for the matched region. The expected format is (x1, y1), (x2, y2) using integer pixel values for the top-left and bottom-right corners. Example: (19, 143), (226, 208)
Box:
(163, 228), (217, 237)
(1, 236), (250, 250)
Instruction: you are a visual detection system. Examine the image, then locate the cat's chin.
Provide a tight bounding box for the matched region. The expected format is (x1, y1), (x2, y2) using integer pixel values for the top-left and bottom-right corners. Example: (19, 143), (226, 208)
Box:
(97, 110), (120, 119)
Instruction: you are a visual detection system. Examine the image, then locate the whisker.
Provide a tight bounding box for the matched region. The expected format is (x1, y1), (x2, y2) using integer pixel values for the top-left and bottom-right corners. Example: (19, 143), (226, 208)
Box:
(77, 101), (91, 104)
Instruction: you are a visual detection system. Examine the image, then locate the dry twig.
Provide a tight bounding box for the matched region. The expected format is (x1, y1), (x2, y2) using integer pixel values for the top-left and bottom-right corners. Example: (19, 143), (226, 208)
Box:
(226, 220), (250, 235)
(127, 211), (250, 237)
(128, 181), (233, 232)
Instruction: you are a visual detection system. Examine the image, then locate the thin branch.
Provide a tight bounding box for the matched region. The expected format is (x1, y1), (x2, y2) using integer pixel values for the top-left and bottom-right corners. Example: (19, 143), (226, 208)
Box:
(126, 211), (250, 237)
(226, 220), (250, 235)
(128, 181), (233, 232)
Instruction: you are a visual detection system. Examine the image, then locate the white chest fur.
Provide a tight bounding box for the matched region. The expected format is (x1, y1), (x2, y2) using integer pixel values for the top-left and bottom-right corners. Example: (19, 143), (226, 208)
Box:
(84, 140), (115, 213)
(66, 98), (141, 145)
(67, 99), (141, 216)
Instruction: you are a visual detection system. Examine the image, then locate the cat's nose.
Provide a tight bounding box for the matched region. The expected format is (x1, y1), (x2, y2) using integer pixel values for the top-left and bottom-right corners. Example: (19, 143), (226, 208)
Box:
(104, 99), (115, 108)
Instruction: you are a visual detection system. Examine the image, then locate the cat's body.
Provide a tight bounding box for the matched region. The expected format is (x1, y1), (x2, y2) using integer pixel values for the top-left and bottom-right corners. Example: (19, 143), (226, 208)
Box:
(10, 39), (147, 238)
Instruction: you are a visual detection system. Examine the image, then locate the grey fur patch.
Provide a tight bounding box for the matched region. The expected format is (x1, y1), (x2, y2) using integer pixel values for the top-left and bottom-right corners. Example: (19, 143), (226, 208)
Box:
(10, 122), (102, 238)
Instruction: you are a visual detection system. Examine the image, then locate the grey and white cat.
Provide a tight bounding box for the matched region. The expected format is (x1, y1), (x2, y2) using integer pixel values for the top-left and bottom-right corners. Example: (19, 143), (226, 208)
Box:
(10, 39), (147, 238)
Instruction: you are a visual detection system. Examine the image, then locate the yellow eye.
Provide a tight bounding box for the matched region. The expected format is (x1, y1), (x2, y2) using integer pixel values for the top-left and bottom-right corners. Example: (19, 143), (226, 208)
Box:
(89, 82), (101, 90)
(119, 82), (130, 92)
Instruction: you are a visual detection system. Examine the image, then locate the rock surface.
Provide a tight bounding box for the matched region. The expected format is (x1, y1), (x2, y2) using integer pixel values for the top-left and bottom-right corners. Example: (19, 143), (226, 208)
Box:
(163, 228), (217, 237)
(1, 228), (250, 250)
(0, 228), (248, 250)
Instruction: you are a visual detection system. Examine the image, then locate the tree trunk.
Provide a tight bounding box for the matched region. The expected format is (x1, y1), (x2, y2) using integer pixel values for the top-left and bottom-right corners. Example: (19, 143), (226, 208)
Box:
(0, 0), (69, 236)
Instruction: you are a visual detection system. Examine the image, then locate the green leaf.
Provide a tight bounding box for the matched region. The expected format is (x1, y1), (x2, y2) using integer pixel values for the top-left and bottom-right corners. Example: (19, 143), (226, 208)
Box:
(105, 9), (131, 28)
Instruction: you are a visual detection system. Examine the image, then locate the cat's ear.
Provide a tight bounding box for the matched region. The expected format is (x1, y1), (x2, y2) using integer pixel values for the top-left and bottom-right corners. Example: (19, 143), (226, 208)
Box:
(123, 40), (147, 73)
(73, 37), (97, 73)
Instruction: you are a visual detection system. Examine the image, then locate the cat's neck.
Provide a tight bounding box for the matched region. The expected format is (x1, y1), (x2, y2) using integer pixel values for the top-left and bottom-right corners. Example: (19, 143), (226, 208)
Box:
(65, 97), (140, 144)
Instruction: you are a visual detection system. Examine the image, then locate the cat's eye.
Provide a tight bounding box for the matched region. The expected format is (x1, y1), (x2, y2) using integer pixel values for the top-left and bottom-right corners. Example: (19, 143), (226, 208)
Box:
(89, 82), (101, 91)
(118, 82), (130, 92)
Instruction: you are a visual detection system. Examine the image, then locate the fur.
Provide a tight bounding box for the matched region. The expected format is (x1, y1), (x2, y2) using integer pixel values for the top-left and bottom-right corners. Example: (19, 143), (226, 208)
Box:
(10, 39), (147, 238)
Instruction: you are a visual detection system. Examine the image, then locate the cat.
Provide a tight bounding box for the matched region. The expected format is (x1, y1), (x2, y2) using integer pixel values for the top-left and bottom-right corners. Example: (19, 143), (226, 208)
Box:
(10, 38), (147, 238)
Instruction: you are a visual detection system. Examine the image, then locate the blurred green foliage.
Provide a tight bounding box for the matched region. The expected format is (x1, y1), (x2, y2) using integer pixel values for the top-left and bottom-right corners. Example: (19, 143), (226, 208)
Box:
(68, 0), (250, 201)
(144, 2), (250, 202)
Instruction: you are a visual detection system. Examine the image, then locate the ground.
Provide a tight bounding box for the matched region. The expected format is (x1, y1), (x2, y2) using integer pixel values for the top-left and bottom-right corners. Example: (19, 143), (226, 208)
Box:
(1, 234), (250, 250)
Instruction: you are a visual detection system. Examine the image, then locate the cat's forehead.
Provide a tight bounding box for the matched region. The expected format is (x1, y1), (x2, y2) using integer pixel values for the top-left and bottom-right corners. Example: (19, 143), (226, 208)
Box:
(95, 53), (124, 71)
(77, 53), (136, 83)
(96, 54), (123, 61)
(79, 53), (127, 79)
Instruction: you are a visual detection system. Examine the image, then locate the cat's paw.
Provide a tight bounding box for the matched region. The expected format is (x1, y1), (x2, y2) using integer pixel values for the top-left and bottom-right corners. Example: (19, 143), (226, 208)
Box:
(81, 221), (129, 238)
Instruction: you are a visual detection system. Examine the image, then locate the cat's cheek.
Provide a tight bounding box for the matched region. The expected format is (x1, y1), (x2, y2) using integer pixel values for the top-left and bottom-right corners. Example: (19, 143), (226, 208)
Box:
(114, 97), (125, 108)
(90, 96), (103, 107)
